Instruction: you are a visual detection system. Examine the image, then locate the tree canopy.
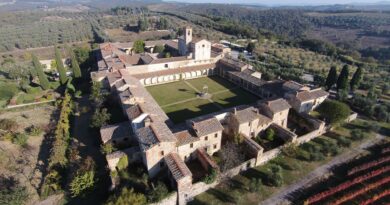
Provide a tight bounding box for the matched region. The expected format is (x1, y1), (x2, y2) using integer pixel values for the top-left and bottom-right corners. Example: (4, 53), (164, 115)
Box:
(317, 100), (351, 124)
(337, 65), (349, 91)
(32, 54), (50, 90)
(350, 66), (363, 91)
(55, 47), (67, 85)
(325, 66), (337, 91)
(133, 40), (145, 54)
(106, 188), (146, 205)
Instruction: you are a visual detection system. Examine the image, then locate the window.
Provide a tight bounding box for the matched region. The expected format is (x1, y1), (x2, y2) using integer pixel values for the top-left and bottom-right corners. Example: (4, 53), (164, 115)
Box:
(202, 44), (205, 48)
(249, 122), (251, 127)
(160, 151), (164, 156)
(205, 136), (208, 141)
(164, 64), (168, 68)
(213, 144), (217, 149)
(214, 133), (218, 138)
(190, 143), (193, 148)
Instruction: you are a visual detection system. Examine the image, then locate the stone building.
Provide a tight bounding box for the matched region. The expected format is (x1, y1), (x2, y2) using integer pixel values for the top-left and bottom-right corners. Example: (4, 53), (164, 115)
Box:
(92, 26), (330, 205)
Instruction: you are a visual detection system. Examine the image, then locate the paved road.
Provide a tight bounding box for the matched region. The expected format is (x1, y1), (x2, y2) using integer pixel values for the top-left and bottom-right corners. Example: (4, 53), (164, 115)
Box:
(260, 134), (386, 205)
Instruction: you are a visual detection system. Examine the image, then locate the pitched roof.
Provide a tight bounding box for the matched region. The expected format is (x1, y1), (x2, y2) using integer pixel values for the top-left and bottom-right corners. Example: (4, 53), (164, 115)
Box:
(125, 105), (142, 120)
(174, 130), (199, 146)
(100, 122), (132, 143)
(234, 107), (260, 124)
(135, 123), (176, 151)
(228, 69), (265, 87)
(219, 57), (248, 71)
(263, 98), (291, 113)
(190, 117), (224, 137)
(283, 81), (308, 91)
(164, 153), (192, 182)
(295, 89), (329, 102)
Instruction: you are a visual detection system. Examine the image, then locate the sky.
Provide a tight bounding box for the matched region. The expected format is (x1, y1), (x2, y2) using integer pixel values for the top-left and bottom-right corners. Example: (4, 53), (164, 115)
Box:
(167, 0), (389, 6)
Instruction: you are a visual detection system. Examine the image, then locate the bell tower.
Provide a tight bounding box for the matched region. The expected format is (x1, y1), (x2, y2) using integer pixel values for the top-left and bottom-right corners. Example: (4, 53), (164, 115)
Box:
(184, 26), (192, 45)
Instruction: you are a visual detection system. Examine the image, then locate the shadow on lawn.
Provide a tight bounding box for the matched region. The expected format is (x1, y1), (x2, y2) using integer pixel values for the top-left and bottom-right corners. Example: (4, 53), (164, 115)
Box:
(167, 103), (221, 124)
(207, 188), (236, 203)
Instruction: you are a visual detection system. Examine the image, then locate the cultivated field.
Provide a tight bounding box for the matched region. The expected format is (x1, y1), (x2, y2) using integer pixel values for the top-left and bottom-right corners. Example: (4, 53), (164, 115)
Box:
(146, 76), (258, 124)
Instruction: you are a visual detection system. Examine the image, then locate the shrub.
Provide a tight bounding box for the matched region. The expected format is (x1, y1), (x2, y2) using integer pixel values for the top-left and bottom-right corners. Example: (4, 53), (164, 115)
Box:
(366, 122), (381, 133)
(101, 143), (116, 154)
(249, 178), (262, 192)
(110, 171), (118, 179)
(0, 176), (28, 205)
(148, 182), (169, 202)
(26, 125), (43, 136)
(265, 128), (275, 141)
(11, 133), (28, 147)
(297, 149), (311, 161)
(0, 119), (18, 132)
(117, 156), (128, 171)
(90, 108), (111, 128)
(74, 90), (82, 98)
(70, 170), (95, 197)
(282, 143), (299, 158)
(106, 188), (147, 205)
(337, 137), (352, 147)
(202, 169), (218, 184)
(266, 165), (283, 187)
(351, 129), (366, 141)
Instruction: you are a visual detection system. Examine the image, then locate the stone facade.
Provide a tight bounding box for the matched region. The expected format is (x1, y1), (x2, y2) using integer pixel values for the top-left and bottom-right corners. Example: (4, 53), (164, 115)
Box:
(92, 26), (331, 205)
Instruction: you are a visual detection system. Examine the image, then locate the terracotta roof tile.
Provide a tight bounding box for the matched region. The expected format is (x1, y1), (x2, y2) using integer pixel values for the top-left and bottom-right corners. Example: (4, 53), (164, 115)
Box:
(100, 122), (132, 144)
(164, 153), (192, 181)
(175, 130), (199, 146)
(190, 117), (224, 137)
(263, 98), (291, 113)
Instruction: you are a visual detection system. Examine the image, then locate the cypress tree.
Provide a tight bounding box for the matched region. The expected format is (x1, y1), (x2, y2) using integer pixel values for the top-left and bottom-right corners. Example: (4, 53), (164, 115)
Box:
(337, 65), (349, 91)
(55, 47), (67, 84)
(32, 55), (50, 90)
(325, 66), (338, 91)
(69, 48), (82, 78)
(350, 66), (363, 91)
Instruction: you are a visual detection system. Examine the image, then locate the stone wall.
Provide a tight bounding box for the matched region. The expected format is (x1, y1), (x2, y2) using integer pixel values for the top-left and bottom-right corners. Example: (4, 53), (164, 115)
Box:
(270, 123), (297, 143)
(295, 128), (324, 145)
(345, 112), (358, 123)
(222, 158), (257, 178)
(257, 147), (282, 165)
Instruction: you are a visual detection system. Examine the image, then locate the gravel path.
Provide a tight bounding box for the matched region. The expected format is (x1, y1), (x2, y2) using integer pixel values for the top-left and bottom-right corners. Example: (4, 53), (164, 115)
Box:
(260, 134), (386, 205)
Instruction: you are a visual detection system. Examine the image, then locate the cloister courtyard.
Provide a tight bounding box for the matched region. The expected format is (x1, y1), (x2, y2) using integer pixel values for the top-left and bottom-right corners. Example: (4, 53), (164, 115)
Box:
(146, 76), (259, 124)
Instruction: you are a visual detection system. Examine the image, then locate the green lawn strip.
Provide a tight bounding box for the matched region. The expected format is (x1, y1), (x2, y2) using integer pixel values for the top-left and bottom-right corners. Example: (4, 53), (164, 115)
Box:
(186, 76), (236, 94)
(146, 81), (197, 106)
(163, 98), (220, 123)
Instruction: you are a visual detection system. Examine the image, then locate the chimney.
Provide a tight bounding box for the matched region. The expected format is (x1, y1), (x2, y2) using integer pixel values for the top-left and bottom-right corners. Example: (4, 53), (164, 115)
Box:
(233, 107), (237, 115)
(144, 117), (152, 127)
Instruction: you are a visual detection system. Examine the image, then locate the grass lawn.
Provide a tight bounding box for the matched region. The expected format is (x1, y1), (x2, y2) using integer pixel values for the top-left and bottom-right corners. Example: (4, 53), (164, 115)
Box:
(146, 76), (259, 124)
(189, 118), (380, 205)
(146, 81), (197, 106)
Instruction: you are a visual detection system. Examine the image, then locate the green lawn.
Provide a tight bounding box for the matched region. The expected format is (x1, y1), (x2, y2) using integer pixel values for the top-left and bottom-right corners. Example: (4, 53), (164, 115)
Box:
(146, 76), (259, 124)
(186, 76), (236, 93)
(146, 81), (197, 106)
